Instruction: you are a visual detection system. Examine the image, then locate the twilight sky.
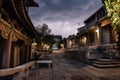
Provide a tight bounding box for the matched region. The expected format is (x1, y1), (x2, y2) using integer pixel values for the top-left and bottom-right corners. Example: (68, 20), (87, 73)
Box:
(29, 0), (103, 38)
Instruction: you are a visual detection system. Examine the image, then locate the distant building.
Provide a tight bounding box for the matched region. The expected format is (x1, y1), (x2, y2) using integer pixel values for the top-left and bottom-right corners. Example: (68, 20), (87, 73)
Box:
(52, 35), (62, 49)
(63, 38), (67, 48)
(67, 34), (76, 48)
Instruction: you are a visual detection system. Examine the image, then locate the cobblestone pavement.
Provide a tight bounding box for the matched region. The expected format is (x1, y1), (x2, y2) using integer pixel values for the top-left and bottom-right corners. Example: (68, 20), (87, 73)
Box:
(28, 51), (120, 80)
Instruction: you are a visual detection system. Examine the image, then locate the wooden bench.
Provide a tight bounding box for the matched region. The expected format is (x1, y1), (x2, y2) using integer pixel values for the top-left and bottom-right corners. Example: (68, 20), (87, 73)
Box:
(36, 60), (52, 68)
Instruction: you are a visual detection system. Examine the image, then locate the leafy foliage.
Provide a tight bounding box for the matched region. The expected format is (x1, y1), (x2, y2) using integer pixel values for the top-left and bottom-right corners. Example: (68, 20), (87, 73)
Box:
(103, 0), (120, 50)
(36, 23), (51, 39)
(35, 23), (55, 50)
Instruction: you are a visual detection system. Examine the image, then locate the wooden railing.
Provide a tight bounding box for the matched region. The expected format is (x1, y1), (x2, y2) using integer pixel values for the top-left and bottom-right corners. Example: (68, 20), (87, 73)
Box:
(0, 61), (35, 80)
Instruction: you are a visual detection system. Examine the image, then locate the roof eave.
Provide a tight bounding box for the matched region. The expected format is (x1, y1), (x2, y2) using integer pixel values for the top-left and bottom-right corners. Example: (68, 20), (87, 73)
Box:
(26, 0), (39, 7)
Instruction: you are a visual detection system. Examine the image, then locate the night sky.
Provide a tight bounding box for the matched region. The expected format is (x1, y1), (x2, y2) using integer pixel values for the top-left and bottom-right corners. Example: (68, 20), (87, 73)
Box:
(29, 0), (103, 38)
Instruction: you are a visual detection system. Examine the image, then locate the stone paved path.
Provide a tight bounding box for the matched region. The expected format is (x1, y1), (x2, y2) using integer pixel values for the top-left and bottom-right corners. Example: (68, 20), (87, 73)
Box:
(28, 50), (120, 80)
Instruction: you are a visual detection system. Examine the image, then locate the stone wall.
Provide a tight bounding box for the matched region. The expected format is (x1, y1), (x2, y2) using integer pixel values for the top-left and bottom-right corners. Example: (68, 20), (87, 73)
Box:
(64, 47), (89, 62)
(64, 44), (119, 64)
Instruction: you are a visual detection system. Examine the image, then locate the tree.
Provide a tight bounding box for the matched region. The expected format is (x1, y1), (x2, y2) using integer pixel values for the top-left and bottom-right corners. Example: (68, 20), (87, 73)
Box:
(103, 0), (120, 48)
(42, 35), (55, 48)
(36, 23), (51, 39)
(35, 23), (54, 51)
(103, 0), (120, 59)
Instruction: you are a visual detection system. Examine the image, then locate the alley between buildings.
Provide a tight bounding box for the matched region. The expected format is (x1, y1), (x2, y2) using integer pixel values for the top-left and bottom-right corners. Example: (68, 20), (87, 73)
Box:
(28, 50), (120, 80)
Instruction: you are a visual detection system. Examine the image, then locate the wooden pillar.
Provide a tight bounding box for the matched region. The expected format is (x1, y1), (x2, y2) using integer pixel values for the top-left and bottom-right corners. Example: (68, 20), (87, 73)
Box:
(13, 46), (20, 67)
(0, 0), (3, 7)
(87, 31), (90, 46)
(98, 24), (102, 45)
(30, 44), (33, 59)
(26, 44), (30, 62)
(110, 26), (116, 43)
(2, 32), (13, 69)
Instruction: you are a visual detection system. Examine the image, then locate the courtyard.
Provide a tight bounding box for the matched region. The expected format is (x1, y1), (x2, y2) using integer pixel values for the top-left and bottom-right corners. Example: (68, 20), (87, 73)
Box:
(28, 50), (120, 80)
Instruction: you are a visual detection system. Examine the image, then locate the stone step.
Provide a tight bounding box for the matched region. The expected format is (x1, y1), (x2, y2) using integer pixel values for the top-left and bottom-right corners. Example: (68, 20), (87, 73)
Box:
(93, 61), (120, 65)
(92, 59), (120, 68)
(92, 63), (120, 68)
(96, 59), (118, 62)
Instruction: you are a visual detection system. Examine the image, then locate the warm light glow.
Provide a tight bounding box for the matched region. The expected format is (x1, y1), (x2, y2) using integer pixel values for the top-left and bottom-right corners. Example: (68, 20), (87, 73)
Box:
(69, 40), (72, 48)
(95, 29), (99, 33)
(32, 42), (37, 46)
(32, 42), (37, 52)
(95, 28), (99, 44)
(69, 40), (72, 45)
(82, 36), (87, 44)
(61, 44), (64, 47)
(43, 44), (50, 50)
(61, 44), (64, 49)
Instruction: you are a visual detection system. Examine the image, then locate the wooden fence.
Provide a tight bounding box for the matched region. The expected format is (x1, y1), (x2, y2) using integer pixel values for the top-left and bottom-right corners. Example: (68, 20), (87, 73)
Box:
(0, 61), (35, 80)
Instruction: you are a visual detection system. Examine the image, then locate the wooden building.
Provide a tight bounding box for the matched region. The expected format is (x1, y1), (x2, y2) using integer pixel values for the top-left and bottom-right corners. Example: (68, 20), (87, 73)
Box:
(67, 35), (76, 48)
(68, 6), (116, 48)
(0, 0), (38, 69)
(82, 6), (116, 47)
(66, 6), (118, 59)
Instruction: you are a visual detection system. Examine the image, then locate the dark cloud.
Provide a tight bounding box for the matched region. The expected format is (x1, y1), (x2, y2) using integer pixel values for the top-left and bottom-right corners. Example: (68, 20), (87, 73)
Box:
(39, 0), (85, 11)
(29, 0), (102, 37)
